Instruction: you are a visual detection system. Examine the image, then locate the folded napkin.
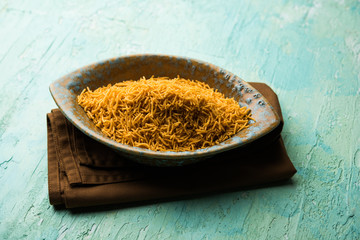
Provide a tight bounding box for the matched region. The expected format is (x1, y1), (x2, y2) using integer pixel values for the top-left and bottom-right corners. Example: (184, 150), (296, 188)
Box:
(47, 82), (296, 208)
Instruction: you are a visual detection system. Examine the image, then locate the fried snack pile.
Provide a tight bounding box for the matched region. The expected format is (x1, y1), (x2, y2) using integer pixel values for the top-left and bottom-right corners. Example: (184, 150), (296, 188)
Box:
(77, 76), (252, 151)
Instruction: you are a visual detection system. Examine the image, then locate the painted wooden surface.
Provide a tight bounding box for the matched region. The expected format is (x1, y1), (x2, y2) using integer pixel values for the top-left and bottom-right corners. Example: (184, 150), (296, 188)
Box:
(0, 0), (359, 239)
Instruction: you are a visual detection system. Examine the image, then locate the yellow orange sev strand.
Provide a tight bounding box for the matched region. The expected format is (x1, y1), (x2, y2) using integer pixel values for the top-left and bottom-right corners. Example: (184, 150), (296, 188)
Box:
(77, 76), (253, 152)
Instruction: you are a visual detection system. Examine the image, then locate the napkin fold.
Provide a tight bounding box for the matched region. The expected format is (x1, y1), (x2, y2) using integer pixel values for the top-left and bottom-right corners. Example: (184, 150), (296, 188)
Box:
(47, 82), (296, 208)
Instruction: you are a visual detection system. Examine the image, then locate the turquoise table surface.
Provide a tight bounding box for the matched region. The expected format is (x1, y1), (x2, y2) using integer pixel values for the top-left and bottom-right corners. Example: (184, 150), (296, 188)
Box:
(0, 0), (359, 239)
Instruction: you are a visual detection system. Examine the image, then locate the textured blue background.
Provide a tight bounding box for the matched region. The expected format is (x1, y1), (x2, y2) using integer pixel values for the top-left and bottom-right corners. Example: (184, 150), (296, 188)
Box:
(0, 0), (359, 239)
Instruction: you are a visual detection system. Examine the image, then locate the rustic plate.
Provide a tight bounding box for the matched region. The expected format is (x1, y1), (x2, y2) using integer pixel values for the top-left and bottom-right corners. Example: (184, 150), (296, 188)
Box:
(49, 54), (280, 166)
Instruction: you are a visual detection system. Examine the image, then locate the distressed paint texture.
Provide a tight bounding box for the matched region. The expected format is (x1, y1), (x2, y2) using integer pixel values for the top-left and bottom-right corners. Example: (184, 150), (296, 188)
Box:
(0, 0), (359, 239)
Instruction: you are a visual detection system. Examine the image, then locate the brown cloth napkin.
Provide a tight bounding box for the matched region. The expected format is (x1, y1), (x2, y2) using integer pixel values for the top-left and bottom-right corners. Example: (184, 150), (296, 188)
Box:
(47, 82), (296, 208)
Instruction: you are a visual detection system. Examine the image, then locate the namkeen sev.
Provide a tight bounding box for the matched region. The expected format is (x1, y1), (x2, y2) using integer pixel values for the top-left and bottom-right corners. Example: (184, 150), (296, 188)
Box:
(77, 76), (253, 152)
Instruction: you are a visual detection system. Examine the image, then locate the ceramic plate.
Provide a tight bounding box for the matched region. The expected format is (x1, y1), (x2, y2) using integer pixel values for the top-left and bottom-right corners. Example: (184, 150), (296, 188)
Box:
(49, 54), (280, 166)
